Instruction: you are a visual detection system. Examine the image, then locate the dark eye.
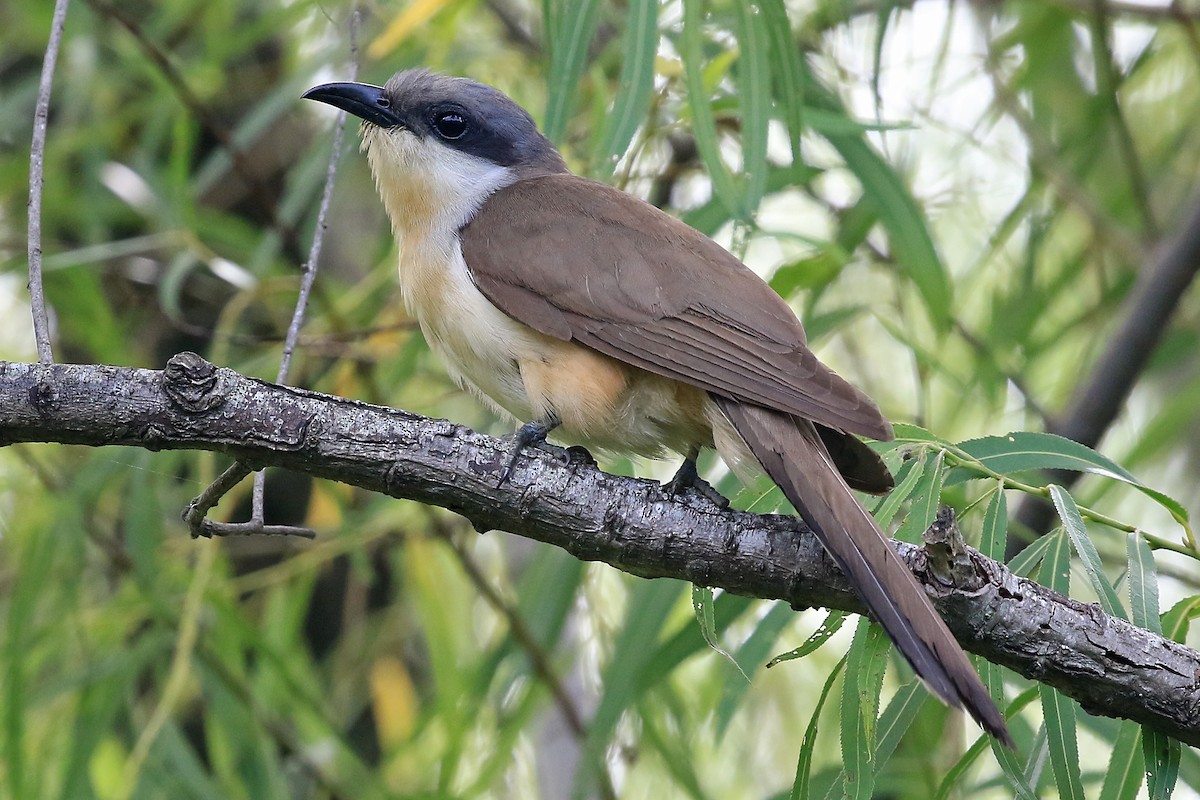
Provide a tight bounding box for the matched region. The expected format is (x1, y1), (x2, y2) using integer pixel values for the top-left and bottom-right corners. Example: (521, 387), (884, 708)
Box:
(433, 111), (468, 140)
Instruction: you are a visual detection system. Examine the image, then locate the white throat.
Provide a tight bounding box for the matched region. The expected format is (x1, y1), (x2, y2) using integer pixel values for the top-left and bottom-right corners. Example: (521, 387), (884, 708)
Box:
(362, 126), (516, 239)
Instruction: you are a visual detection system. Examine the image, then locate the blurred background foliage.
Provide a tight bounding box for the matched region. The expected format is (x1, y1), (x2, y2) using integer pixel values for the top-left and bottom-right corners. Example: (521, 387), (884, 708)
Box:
(2, 0), (1200, 797)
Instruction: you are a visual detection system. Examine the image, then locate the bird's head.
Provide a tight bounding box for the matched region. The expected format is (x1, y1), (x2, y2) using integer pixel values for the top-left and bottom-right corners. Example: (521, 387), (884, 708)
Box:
(303, 70), (566, 232)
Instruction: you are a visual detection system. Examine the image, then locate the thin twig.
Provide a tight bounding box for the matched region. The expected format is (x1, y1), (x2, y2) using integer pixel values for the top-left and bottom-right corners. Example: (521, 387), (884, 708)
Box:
(27, 0), (71, 365)
(181, 461), (252, 534)
(250, 8), (360, 525)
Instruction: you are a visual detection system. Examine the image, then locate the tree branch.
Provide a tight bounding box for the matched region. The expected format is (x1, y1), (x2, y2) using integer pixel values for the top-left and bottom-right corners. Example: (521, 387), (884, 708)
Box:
(1, 354), (1198, 745)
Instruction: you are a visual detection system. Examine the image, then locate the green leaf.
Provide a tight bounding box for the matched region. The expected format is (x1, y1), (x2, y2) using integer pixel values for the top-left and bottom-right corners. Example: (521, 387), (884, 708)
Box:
(871, 678), (927, 766)
(870, 449), (927, 529)
(592, 0), (657, 177)
(767, 610), (847, 667)
(934, 731), (992, 800)
(789, 655), (847, 800)
(733, 0), (771, 212)
(797, 64), (951, 330)
(1144, 726), (1181, 800)
(894, 448), (945, 544)
(949, 432), (1189, 531)
(1040, 684), (1085, 800)
(1098, 722), (1145, 800)
(691, 585), (748, 679)
(1007, 527), (1062, 578)
(542, 0), (601, 144)
(1049, 485), (1126, 619)
(682, 0), (743, 219)
(1161, 596), (1200, 643)
(760, 0), (804, 179)
(1128, 532), (1161, 632)
(639, 593), (755, 691)
(889, 422), (952, 446)
(1127, 535), (1180, 799)
(1038, 530), (1085, 800)
(979, 482), (1008, 561)
(840, 619), (887, 799)
(982, 677), (1039, 800)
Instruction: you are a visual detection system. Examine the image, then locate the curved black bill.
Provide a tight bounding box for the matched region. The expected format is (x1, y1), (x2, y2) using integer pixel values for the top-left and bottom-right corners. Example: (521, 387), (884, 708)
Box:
(302, 82), (402, 128)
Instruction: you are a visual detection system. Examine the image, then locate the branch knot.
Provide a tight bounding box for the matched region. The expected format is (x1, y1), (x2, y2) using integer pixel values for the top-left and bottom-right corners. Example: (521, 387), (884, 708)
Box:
(163, 351), (227, 413)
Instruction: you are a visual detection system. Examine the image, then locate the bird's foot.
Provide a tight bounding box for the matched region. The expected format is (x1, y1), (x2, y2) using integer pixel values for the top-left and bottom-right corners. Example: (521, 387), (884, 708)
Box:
(498, 416), (563, 485)
(663, 458), (729, 509)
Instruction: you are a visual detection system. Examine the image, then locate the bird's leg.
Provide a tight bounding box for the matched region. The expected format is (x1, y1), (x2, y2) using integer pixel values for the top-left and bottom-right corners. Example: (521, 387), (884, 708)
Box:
(498, 412), (563, 485)
(664, 452), (729, 509)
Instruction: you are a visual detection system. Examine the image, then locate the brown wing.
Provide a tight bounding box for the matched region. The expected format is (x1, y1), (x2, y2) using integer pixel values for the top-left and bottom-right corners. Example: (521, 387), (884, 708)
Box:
(460, 174), (892, 441)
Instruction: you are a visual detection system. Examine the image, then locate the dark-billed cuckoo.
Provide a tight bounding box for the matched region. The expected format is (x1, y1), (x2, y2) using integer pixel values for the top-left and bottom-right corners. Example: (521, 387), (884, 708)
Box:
(303, 69), (1010, 744)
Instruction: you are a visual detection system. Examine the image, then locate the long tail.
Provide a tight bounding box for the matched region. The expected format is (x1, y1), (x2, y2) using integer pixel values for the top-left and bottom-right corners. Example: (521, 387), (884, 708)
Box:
(713, 397), (1011, 745)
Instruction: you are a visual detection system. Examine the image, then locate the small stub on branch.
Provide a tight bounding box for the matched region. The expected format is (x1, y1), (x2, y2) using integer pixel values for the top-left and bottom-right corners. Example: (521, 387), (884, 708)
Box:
(163, 351), (228, 413)
(923, 507), (982, 591)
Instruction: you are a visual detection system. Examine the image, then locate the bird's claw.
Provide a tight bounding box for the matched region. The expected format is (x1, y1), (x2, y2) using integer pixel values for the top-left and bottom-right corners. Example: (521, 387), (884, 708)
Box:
(498, 419), (559, 485)
(663, 459), (729, 509)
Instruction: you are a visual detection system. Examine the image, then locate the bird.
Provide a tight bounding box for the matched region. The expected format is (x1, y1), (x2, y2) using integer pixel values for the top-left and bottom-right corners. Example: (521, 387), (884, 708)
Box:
(303, 68), (1011, 744)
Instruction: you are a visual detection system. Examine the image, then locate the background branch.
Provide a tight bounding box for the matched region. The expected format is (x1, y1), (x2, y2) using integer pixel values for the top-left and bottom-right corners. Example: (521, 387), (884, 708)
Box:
(26, 0), (70, 365)
(1, 353), (1197, 746)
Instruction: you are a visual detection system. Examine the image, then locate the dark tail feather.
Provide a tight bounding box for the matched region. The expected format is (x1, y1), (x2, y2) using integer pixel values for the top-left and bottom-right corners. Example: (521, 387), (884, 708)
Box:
(714, 397), (1012, 746)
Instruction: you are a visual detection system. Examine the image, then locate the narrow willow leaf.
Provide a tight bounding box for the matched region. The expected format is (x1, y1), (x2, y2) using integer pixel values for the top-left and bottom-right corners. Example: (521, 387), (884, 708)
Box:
(889, 422), (953, 446)
(1024, 723), (1050, 791)
(871, 678), (926, 768)
(639, 593), (754, 690)
(592, 0), (657, 177)
(542, 0), (601, 144)
(982, 674), (1039, 800)
(767, 610), (847, 667)
(894, 448), (945, 544)
(715, 601), (793, 738)
(733, 0), (771, 211)
(1040, 684), (1086, 800)
(796, 64), (951, 330)
(934, 734), (991, 800)
(1049, 485), (1126, 619)
(682, 0), (744, 218)
(789, 656), (847, 800)
(1161, 596), (1200, 643)
(818, 678), (927, 799)
(1039, 531), (1085, 800)
(1128, 535), (1179, 800)
(759, 0), (804, 178)
(979, 481), (1008, 561)
(950, 432), (1188, 530)
(1007, 530), (1060, 578)
(1144, 726), (1181, 800)
(1128, 533), (1160, 632)
(691, 585), (748, 680)
(1098, 721), (1144, 800)
(841, 619), (885, 800)
(871, 449), (927, 529)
